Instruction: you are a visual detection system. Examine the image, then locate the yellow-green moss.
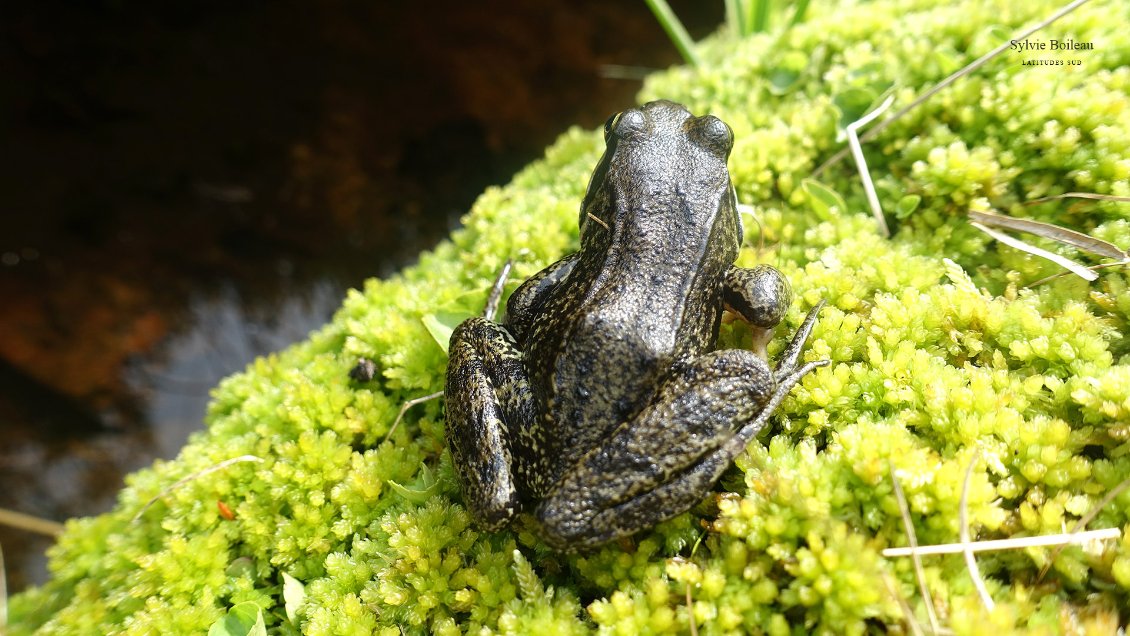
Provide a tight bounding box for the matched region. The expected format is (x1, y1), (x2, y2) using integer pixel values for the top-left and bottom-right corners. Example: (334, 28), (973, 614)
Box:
(11, 0), (1130, 633)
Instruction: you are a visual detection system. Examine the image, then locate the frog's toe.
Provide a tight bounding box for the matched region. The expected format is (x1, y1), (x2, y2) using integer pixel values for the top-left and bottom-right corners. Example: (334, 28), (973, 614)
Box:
(772, 299), (826, 377)
(468, 490), (521, 532)
(534, 502), (604, 552)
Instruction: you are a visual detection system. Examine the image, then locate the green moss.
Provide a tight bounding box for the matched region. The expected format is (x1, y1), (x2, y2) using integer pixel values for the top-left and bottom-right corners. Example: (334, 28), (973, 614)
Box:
(11, 0), (1130, 633)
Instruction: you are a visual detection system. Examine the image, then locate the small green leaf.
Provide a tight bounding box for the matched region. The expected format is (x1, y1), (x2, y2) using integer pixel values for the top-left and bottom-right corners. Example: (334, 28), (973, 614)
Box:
(512, 549), (545, 600)
(895, 195), (922, 219)
(421, 312), (472, 355)
(801, 178), (847, 220)
(789, 0), (811, 25)
(388, 463), (440, 503)
(834, 87), (879, 127)
(767, 52), (809, 95)
(724, 0), (744, 36)
(207, 602), (267, 636)
(847, 61), (886, 80)
(282, 572), (305, 623)
(224, 556), (255, 579)
(750, 0), (770, 33)
(768, 67), (801, 95)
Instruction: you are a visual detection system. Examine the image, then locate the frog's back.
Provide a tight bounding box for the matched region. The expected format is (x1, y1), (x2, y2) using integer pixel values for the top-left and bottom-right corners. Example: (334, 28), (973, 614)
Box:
(551, 268), (709, 414)
(523, 100), (741, 486)
(529, 238), (734, 484)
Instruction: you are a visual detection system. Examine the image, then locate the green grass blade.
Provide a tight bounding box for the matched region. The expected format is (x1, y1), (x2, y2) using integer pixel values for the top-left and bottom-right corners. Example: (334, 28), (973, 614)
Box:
(643, 0), (702, 66)
(790, 0), (811, 25)
(752, 0), (771, 32)
(724, 0), (745, 35)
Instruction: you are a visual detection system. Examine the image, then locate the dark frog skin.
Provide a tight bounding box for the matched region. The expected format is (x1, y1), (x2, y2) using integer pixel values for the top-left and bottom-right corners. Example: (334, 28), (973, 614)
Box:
(445, 100), (828, 550)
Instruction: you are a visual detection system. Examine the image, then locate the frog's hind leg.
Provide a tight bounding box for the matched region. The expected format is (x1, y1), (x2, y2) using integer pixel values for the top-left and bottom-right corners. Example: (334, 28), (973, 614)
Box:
(445, 317), (536, 530)
(535, 347), (828, 551)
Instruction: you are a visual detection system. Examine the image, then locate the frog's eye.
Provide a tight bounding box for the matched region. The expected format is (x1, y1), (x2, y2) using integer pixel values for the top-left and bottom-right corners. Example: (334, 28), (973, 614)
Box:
(687, 115), (734, 156)
(603, 109), (646, 141)
(603, 113), (621, 141)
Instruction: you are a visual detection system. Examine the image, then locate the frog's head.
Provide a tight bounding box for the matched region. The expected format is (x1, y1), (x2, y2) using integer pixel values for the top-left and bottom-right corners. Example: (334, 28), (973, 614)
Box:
(579, 100), (737, 250)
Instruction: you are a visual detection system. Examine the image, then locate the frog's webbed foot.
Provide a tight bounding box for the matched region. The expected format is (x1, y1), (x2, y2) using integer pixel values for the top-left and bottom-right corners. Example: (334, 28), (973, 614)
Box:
(445, 317), (536, 530)
(773, 299), (827, 381)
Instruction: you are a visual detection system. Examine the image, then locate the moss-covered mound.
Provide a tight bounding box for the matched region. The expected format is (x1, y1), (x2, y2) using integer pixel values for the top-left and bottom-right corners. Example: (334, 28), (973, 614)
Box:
(11, 0), (1130, 633)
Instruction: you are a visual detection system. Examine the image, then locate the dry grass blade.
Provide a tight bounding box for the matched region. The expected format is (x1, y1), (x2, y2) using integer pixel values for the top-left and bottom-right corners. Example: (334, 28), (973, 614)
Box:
(882, 527), (1122, 556)
(597, 64), (655, 81)
(890, 465), (941, 633)
(1023, 192), (1130, 206)
(0, 507), (66, 537)
(1061, 475), (1130, 540)
(132, 455), (264, 523)
(682, 530), (706, 636)
(686, 584), (699, 636)
(586, 211), (610, 231)
(970, 221), (1098, 281)
(737, 203), (768, 253)
(1037, 475), (1130, 582)
(969, 210), (1128, 260)
(815, 0), (1095, 176)
(483, 259), (513, 322)
(1, 541), (7, 630)
(883, 573), (925, 636)
(384, 391), (445, 443)
(847, 95), (895, 237)
(1028, 260), (1129, 287)
(959, 454), (994, 611)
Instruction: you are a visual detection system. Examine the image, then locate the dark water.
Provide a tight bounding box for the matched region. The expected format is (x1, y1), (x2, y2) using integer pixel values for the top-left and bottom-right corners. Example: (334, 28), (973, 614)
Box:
(0, 0), (720, 593)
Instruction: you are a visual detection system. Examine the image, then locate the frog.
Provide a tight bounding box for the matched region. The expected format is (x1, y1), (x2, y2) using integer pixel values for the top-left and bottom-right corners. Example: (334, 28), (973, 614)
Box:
(444, 100), (829, 551)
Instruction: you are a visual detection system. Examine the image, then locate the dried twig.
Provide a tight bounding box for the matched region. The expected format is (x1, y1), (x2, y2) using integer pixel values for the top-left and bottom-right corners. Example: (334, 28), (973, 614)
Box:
(737, 203), (768, 253)
(890, 465), (940, 633)
(969, 210), (1128, 261)
(883, 573), (925, 636)
(883, 458), (1125, 612)
(132, 455), (264, 522)
(384, 391), (444, 443)
(1037, 475), (1130, 582)
(1, 542), (7, 630)
(0, 507), (65, 537)
(597, 64), (655, 81)
(882, 527), (1122, 557)
(1028, 260), (1129, 287)
(483, 260), (513, 323)
(959, 454), (994, 611)
(586, 211), (610, 231)
(1023, 192), (1130, 206)
(686, 584), (699, 636)
(847, 95), (896, 236)
(969, 221), (1098, 281)
(684, 530), (706, 636)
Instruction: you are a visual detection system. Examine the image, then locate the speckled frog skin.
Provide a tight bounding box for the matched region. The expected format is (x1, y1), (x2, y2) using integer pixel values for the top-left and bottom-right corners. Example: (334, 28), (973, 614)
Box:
(445, 100), (828, 550)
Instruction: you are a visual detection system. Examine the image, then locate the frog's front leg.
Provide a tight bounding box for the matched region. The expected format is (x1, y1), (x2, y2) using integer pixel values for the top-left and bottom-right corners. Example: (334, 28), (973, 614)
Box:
(534, 303), (828, 550)
(445, 317), (537, 530)
(504, 253), (578, 345)
(723, 264), (794, 359)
